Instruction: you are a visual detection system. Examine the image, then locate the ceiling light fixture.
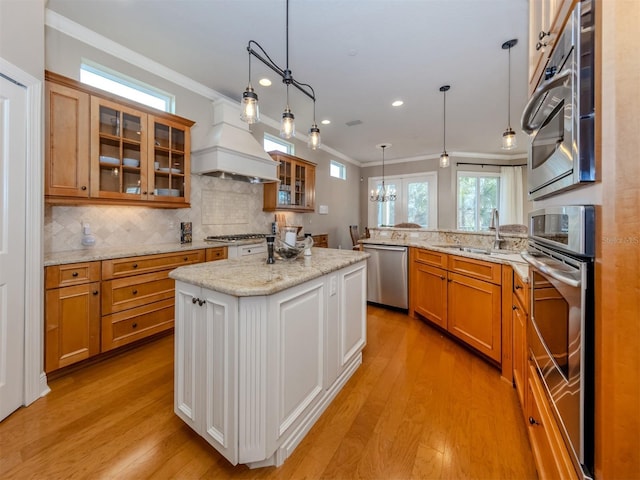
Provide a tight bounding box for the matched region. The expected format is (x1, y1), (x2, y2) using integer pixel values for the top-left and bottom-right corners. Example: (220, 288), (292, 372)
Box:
(501, 39), (518, 150)
(392, 100), (404, 107)
(439, 85), (450, 168)
(370, 144), (396, 202)
(240, 0), (320, 149)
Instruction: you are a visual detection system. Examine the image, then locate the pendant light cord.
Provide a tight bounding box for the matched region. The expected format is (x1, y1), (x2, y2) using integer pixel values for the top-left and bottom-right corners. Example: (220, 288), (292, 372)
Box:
(507, 45), (511, 129)
(443, 90), (447, 152)
(285, 0), (289, 72)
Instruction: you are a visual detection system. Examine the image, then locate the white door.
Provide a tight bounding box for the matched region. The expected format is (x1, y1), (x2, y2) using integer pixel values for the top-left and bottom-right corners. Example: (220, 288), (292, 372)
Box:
(0, 73), (27, 421)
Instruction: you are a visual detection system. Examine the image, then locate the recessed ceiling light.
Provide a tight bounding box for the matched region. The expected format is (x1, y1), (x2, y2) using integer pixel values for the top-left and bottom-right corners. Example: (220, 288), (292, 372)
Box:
(321, 119), (331, 125)
(392, 100), (404, 107)
(259, 78), (272, 87)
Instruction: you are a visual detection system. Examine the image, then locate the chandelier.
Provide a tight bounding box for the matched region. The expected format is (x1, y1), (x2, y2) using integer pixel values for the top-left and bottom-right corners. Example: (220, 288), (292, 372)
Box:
(370, 144), (396, 202)
(240, 0), (321, 150)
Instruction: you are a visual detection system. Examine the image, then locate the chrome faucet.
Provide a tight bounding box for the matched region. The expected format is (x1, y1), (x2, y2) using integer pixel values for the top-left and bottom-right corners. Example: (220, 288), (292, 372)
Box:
(491, 208), (504, 250)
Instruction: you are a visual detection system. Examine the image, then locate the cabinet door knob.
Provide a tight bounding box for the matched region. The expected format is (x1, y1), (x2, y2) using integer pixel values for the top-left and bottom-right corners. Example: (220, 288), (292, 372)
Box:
(72, 272), (79, 277)
(132, 289), (138, 295)
(529, 416), (539, 426)
(132, 322), (138, 329)
(536, 41), (547, 51)
(447, 278), (452, 283)
(515, 285), (522, 290)
(93, 290), (99, 295)
(198, 299), (205, 306)
(184, 256), (188, 261)
(142, 191), (147, 195)
(440, 275), (446, 280)
(538, 30), (550, 40)
(81, 186), (87, 191)
(192, 297), (197, 304)
(132, 263), (138, 268)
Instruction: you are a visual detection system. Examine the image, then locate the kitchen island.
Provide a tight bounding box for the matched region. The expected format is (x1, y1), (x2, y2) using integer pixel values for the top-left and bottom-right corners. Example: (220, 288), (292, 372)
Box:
(169, 248), (369, 468)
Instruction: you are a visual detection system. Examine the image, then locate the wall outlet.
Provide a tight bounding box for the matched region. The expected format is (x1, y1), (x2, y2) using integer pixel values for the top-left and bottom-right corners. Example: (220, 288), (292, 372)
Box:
(319, 205), (329, 215)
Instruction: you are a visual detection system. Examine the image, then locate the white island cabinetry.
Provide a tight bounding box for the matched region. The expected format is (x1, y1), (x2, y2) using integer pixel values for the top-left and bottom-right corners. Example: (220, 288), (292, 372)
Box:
(171, 250), (367, 468)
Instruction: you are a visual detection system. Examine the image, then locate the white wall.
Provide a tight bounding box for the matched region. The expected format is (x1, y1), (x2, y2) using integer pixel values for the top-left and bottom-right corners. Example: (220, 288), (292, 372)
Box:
(0, 0), (45, 80)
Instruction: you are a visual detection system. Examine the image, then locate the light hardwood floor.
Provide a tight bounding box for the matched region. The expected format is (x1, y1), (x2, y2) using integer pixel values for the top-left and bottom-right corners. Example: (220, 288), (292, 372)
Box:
(0, 306), (537, 479)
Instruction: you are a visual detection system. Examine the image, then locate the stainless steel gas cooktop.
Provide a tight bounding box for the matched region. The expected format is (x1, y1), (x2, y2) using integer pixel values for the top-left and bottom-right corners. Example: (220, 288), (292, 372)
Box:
(204, 233), (267, 243)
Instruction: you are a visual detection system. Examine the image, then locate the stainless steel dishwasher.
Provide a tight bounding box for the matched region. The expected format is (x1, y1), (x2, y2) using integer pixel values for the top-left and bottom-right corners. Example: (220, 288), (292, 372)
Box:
(363, 244), (408, 309)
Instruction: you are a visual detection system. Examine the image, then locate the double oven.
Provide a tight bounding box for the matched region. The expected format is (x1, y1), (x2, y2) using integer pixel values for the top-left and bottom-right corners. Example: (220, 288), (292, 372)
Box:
(522, 206), (595, 479)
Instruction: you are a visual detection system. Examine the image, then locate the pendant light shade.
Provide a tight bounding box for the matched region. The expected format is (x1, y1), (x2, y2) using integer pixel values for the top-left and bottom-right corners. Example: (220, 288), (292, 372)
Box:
(280, 104), (295, 139)
(439, 85), (450, 168)
(240, 84), (259, 124)
(308, 123), (321, 149)
(502, 39), (518, 150)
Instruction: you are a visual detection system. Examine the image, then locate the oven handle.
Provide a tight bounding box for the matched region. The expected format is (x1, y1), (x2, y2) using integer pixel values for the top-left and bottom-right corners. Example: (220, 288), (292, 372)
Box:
(521, 252), (581, 288)
(521, 68), (572, 134)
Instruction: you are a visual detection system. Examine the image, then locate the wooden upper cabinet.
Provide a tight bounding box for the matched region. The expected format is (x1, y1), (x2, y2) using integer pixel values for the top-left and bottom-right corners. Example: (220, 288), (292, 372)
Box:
(45, 81), (90, 198)
(263, 152), (316, 212)
(528, 0), (575, 93)
(45, 71), (194, 208)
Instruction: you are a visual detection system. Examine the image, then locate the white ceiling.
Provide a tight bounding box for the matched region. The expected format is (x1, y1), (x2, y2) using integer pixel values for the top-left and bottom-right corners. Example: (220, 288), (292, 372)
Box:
(46, 0), (530, 165)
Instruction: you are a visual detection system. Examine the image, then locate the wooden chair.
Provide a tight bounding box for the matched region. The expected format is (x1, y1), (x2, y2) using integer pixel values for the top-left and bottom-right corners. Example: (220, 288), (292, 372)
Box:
(349, 225), (361, 250)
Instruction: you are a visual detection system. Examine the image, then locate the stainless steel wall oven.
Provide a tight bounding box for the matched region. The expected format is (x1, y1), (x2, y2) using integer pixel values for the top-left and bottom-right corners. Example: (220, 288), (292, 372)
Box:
(522, 206), (595, 479)
(522, 0), (595, 200)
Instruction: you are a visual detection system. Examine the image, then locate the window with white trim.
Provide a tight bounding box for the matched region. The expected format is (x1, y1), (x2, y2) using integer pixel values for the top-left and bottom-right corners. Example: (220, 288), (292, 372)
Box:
(264, 133), (294, 155)
(457, 171), (500, 231)
(367, 173), (438, 228)
(80, 62), (175, 113)
(330, 160), (346, 180)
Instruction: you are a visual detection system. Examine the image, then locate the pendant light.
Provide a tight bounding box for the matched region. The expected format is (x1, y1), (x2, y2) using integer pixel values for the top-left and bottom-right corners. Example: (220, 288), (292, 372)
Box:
(241, 0), (319, 147)
(370, 144), (396, 202)
(439, 85), (450, 168)
(501, 39), (518, 150)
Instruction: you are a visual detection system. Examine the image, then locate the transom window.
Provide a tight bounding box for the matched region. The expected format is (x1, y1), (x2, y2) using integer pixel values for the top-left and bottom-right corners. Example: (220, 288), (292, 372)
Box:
(330, 160), (346, 180)
(264, 133), (294, 155)
(80, 62), (174, 113)
(457, 172), (500, 231)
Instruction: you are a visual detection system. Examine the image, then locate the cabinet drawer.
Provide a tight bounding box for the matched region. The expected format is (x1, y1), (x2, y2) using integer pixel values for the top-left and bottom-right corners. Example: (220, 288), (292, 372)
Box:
(102, 250), (205, 279)
(206, 247), (228, 262)
(102, 270), (175, 314)
(448, 255), (502, 284)
(412, 247), (448, 268)
(45, 262), (101, 289)
(527, 364), (579, 479)
(513, 271), (529, 311)
(101, 298), (174, 351)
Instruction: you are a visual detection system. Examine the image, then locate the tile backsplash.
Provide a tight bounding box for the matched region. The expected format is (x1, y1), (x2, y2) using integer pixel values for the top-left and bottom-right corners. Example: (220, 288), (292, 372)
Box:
(44, 175), (293, 253)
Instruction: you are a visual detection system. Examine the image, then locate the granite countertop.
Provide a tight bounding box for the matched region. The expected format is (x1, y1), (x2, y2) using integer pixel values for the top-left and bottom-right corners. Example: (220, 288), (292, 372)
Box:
(44, 239), (256, 267)
(169, 248), (369, 296)
(360, 238), (530, 283)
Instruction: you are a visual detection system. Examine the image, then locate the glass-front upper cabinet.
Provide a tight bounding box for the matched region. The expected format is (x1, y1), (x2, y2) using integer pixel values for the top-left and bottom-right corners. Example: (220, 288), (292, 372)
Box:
(148, 117), (190, 202)
(90, 97), (148, 199)
(263, 152), (316, 212)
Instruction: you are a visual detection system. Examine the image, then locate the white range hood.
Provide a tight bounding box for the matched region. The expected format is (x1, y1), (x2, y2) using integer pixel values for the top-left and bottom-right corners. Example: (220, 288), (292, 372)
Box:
(191, 98), (279, 183)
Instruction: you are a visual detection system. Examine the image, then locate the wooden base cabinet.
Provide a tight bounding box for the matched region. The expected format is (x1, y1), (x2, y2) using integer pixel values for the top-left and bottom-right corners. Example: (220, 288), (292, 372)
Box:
(44, 262), (101, 373)
(512, 271), (529, 416)
(410, 248), (502, 364)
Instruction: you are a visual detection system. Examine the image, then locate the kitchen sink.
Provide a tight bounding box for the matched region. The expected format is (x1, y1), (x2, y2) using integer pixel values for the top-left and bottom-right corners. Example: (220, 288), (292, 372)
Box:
(435, 245), (492, 254)
(433, 244), (526, 263)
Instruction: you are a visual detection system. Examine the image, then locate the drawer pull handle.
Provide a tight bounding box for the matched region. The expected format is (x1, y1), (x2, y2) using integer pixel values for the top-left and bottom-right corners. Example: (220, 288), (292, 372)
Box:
(132, 289), (138, 295)
(93, 290), (99, 295)
(132, 263), (138, 269)
(192, 297), (197, 304)
(512, 305), (518, 311)
(132, 322), (138, 329)
(198, 299), (205, 306)
(184, 256), (188, 261)
(72, 272), (79, 277)
(515, 285), (522, 290)
(529, 416), (539, 426)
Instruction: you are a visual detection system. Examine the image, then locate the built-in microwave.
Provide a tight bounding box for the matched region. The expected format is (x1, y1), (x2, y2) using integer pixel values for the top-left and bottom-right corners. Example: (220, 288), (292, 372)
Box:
(521, 0), (595, 200)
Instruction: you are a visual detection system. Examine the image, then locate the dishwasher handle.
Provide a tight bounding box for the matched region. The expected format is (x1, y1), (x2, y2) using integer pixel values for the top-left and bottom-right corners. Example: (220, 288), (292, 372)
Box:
(363, 245), (407, 252)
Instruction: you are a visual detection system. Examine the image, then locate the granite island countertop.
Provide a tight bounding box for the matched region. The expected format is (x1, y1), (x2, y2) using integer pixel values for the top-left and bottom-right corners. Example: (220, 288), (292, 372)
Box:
(169, 247), (370, 296)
